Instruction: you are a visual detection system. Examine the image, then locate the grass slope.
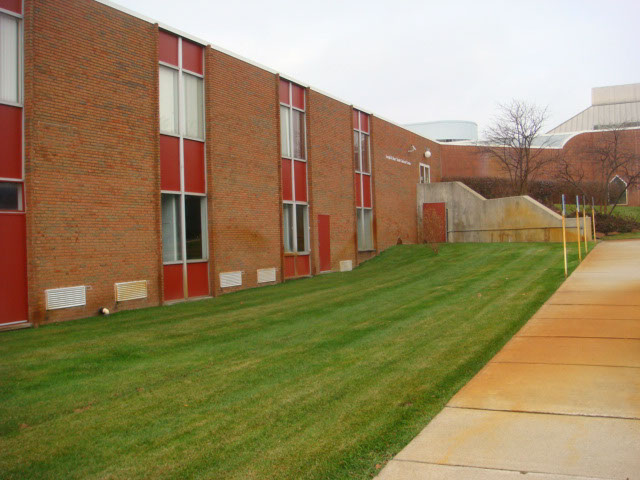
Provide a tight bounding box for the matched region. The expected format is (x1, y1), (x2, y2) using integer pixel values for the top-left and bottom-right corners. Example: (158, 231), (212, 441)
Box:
(0, 243), (581, 480)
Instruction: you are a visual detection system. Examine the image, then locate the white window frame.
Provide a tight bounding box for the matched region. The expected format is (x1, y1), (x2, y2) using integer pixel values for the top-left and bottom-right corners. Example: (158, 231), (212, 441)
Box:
(0, 8), (23, 108)
(159, 33), (208, 301)
(419, 163), (431, 184)
(354, 110), (374, 251)
(280, 81), (310, 255)
(609, 175), (629, 205)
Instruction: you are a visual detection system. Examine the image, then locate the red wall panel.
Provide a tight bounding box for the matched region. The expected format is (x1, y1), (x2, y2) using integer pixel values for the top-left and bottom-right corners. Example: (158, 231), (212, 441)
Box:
(279, 79), (289, 105)
(0, 104), (22, 180)
(355, 173), (362, 207)
(182, 39), (203, 75)
(163, 264), (183, 301)
(0, 0), (21, 14)
(282, 158), (292, 201)
(0, 214), (28, 324)
(284, 256), (296, 278)
(294, 160), (307, 202)
(187, 261), (209, 297)
(352, 109), (358, 128)
(292, 84), (305, 110)
(158, 30), (178, 66)
(362, 174), (372, 208)
(184, 139), (205, 193)
(359, 112), (369, 133)
(296, 254), (310, 276)
(160, 135), (180, 191)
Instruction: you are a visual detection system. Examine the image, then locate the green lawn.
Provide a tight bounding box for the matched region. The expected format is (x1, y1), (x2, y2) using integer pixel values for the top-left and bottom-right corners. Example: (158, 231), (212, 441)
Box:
(1, 243), (581, 480)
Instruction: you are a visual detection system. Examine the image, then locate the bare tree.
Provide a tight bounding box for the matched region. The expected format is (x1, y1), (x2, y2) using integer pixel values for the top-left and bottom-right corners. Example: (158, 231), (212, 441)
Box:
(483, 100), (555, 195)
(555, 125), (640, 215)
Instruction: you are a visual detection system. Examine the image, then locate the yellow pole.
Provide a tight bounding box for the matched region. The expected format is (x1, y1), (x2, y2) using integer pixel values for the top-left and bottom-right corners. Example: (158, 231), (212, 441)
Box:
(592, 197), (596, 243)
(576, 196), (582, 262)
(562, 194), (568, 277)
(583, 198), (588, 253)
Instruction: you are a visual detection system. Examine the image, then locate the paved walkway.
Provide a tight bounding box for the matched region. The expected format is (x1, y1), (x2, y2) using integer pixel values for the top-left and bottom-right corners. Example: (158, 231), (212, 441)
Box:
(377, 240), (640, 480)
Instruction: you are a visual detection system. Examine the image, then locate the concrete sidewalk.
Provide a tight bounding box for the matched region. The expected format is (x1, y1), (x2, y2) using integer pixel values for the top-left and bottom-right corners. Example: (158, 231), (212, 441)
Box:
(377, 240), (640, 480)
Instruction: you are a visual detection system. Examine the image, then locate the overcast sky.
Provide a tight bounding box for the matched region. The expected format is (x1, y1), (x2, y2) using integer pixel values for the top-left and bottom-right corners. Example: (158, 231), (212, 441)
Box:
(118, 0), (639, 137)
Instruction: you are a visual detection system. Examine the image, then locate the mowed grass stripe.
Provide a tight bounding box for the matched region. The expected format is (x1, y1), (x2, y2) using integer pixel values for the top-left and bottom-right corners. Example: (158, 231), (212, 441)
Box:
(0, 243), (581, 479)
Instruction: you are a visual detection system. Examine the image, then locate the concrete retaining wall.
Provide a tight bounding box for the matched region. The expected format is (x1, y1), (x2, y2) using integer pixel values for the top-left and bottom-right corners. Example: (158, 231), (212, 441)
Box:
(417, 182), (592, 243)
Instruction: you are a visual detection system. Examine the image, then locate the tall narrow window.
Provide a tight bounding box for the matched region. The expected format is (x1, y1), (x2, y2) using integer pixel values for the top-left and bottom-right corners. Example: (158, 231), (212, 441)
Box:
(159, 31), (208, 299)
(419, 163), (430, 184)
(0, 13), (19, 104)
(354, 109), (374, 251)
(280, 79), (310, 276)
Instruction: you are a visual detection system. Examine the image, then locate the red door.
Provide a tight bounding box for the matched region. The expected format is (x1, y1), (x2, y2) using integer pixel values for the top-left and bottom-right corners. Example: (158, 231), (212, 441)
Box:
(422, 203), (446, 243)
(0, 214), (28, 325)
(318, 215), (331, 272)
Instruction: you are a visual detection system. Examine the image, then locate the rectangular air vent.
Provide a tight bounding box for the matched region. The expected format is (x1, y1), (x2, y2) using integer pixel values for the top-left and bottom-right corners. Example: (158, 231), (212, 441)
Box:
(115, 280), (148, 302)
(257, 268), (276, 284)
(220, 271), (242, 288)
(339, 260), (353, 272)
(46, 286), (86, 310)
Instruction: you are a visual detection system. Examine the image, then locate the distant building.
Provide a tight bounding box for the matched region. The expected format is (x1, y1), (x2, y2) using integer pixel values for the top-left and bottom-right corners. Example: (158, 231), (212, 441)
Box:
(548, 83), (640, 133)
(404, 120), (478, 143)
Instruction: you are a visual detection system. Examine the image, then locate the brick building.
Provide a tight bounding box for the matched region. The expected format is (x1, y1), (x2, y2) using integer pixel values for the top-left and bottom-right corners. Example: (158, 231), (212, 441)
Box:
(0, 0), (442, 327)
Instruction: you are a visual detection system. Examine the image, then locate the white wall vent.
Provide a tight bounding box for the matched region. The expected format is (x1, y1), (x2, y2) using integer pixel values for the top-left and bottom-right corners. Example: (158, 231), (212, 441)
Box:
(220, 271), (242, 288)
(257, 267), (277, 284)
(46, 286), (86, 310)
(115, 280), (148, 302)
(339, 260), (353, 272)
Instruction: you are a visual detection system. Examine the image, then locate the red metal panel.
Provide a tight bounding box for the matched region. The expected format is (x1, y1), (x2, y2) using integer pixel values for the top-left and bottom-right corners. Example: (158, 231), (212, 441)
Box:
(282, 158), (292, 201)
(158, 30), (179, 66)
(0, 0), (21, 14)
(160, 135), (180, 191)
(284, 256), (296, 278)
(163, 264), (184, 301)
(0, 214), (27, 324)
(294, 160), (307, 202)
(359, 112), (369, 133)
(184, 139), (205, 193)
(0, 104), (22, 180)
(296, 255), (310, 276)
(422, 203), (446, 243)
(181, 39), (203, 74)
(352, 109), (359, 128)
(362, 174), (372, 208)
(291, 84), (305, 110)
(187, 262), (209, 298)
(355, 173), (362, 207)
(318, 215), (330, 272)
(279, 79), (290, 105)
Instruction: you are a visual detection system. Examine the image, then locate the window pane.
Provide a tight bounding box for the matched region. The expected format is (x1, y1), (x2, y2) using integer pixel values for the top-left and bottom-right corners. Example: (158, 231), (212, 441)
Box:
(159, 66), (178, 135)
(0, 182), (21, 210)
(353, 131), (360, 171)
(184, 73), (204, 139)
(280, 106), (291, 158)
(356, 208), (364, 251)
(162, 194), (182, 262)
(363, 209), (373, 250)
(0, 14), (19, 103)
(360, 133), (370, 174)
(185, 195), (206, 260)
(283, 203), (294, 252)
(292, 110), (305, 159)
(296, 204), (308, 252)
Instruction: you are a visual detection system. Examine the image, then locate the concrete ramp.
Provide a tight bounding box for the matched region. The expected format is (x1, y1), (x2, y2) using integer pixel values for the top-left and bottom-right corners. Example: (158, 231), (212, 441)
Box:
(417, 182), (591, 243)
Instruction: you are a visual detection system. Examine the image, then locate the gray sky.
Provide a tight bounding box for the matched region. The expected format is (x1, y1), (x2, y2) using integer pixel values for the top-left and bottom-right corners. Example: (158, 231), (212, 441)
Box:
(117, 0), (640, 137)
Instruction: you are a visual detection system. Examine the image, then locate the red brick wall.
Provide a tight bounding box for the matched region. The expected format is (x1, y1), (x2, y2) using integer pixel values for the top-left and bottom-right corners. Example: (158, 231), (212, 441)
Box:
(307, 91), (357, 272)
(372, 118), (442, 251)
(24, 0), (161, 324)
(206, 50), (281, 294)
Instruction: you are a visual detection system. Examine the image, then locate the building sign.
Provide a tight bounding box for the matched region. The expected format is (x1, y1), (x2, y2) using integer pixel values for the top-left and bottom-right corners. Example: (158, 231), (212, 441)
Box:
(385, 154), (411, 166)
